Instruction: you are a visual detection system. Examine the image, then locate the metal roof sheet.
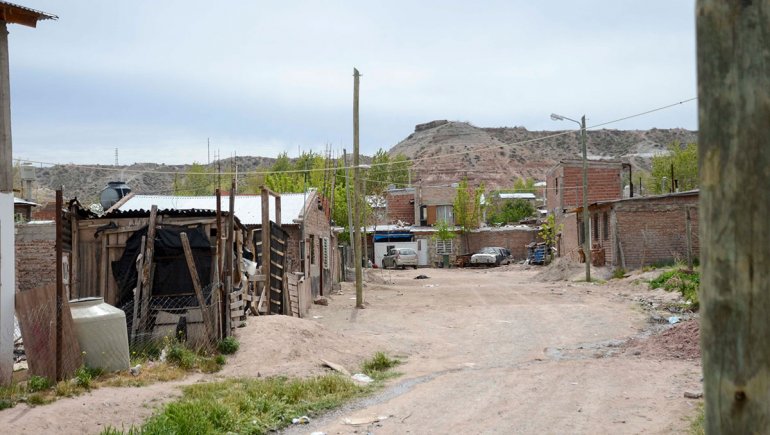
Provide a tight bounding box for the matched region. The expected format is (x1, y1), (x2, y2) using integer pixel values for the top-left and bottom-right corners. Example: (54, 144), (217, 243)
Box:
(116, 193), (312, 226)
(498, 193), (537, 200)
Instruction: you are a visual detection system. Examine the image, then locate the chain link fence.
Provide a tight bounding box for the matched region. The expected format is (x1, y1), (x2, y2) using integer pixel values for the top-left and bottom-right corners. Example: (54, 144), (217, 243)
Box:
(14, 279), (226, 382)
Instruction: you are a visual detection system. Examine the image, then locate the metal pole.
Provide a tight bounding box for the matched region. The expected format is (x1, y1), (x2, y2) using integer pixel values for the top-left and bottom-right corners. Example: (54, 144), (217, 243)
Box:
(581, 115), (591, 282)
(353, 68), (363, 308)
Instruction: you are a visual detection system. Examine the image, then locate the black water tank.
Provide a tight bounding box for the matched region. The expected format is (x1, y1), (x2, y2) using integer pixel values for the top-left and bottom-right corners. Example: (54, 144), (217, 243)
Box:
(99, 181), (131, 210)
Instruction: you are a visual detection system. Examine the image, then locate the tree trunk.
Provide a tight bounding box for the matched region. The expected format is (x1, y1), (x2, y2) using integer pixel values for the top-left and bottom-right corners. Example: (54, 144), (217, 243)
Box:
(697, 1), (770, 432)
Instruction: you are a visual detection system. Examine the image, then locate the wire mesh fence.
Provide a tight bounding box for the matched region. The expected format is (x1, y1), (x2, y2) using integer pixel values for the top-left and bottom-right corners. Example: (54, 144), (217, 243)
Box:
(14, 280), (225, 382)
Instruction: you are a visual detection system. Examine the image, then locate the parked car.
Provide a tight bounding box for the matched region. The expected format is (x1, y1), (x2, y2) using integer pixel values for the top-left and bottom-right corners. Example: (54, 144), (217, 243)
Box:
(470, 247), (512, 266)
(382, 248), (418, 269)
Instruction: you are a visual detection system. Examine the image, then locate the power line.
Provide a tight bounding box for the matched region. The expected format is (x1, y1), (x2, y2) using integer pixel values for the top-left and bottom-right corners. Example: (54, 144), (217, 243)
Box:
(12, 97), (697, 177)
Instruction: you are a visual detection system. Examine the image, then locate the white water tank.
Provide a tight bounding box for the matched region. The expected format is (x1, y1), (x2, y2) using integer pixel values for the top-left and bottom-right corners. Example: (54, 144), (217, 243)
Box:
(69, 297), (130, 372)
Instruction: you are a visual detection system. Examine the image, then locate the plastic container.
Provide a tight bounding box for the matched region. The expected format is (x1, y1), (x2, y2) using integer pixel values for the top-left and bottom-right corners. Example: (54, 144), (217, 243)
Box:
(69, 297), (130, 372)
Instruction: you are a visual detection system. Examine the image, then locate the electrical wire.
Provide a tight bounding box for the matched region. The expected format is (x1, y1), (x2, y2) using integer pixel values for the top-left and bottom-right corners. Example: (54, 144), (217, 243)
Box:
(12, 97), (696, 177)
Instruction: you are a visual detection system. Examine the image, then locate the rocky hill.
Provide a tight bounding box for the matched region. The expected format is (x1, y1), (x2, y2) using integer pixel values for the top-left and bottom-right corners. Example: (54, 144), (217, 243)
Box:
(24, 120), (697, 207)
(390, 120), (697, 188)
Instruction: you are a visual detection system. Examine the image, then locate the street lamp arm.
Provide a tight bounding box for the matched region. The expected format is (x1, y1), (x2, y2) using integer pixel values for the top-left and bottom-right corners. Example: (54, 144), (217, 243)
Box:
(550, 113), (581, 127)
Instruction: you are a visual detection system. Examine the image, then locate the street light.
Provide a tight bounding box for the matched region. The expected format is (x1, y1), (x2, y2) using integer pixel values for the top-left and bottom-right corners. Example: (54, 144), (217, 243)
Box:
(551, 113), (591, 282)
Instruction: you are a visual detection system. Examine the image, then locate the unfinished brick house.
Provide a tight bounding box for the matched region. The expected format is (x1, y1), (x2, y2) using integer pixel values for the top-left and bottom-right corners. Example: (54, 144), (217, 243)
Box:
(418, 185), (457, 226)
(573, 190), (699, 269)
(546, 159), (623, 216)
(384, 187), (418, 225)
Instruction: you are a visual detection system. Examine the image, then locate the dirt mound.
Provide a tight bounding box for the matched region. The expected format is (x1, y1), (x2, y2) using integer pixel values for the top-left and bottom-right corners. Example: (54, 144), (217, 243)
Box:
(220, 315), (387, 378)
(625, 320), (700, 360)
(533, 257), (584, 281)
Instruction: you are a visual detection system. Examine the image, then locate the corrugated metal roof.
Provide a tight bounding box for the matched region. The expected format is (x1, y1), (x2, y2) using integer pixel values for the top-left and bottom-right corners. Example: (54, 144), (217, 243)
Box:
(116, 193), (312, 226)
(13, 197), (38, 206)
(499, 193), (537, 200)
(0, 1), (58, 25)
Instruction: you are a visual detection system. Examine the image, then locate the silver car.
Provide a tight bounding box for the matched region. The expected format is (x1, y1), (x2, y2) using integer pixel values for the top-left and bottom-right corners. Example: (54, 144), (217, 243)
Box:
(470, 247), (512, 266)
(382, 248), (418, 269)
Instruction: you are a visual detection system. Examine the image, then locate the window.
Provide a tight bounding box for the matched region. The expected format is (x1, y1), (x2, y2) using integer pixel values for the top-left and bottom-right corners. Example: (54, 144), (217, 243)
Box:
(592, 213), (599, 241)
(602, 212), (609, 241)
(436, 205), (454, 225)
(309, 235), (315, 265)
(436, 239), (453, 255)
(578, 221), (585, 245)
(322, 237), (330, 269)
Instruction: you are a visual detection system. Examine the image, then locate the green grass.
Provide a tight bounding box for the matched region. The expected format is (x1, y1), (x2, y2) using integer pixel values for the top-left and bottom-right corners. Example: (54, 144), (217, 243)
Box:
(612, 267), (627, 279)
(102, 375), (367, 435)
(690, 403), (705, 434)
(361, 352), (401, 381)
(650, 267), (700, 309)
(26, 375), (52, 393)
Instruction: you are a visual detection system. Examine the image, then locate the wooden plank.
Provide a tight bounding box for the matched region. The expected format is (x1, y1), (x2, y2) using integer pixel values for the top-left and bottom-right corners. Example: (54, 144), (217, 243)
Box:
(139, 205), (159, 334)
(130, 236), (146, 344)
(230, 299), (244, 309)
(249, 274), (266, 283)
(230, 289), (244, 298)
(261, 187), (271, 314)
(270, 247), (285, 257)
(180, 232), (216, 348)
(69, 203), (80, 299)
(16, 285), (81, 381)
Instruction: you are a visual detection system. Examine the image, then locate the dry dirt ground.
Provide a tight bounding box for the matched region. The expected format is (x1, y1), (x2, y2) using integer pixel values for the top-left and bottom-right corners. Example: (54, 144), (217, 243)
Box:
(0, 265), (702, 434)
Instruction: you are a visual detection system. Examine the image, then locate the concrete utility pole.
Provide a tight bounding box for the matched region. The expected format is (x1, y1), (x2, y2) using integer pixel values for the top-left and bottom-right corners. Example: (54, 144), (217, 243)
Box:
(580, 116), (590, 282)
(0, 2), (56, 387)
(697, 1), (770, 432)
(352, 68), (363, 308)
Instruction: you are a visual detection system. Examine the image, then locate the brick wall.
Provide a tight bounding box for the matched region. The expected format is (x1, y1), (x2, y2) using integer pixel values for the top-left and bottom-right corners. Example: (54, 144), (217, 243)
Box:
(546, 161), (622, 215)
(577, 193), (700, 269)
(386, 190), (416, 225)
(466, 228), (539, 260)
(15, 222), (56, 292)
(558, 213), (580, 261)
(420, 185), (455, 206)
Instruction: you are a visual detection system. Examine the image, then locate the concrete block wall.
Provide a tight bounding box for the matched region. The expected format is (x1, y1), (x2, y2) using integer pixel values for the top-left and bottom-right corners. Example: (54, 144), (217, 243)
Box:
(15, 222), (56, 293)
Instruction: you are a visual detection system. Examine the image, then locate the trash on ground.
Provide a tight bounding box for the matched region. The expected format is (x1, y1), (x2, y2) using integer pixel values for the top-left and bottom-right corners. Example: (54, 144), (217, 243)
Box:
(313, 297), (329, 306)
(414, 275), (430, 279)
(291, 415), (311, 424)
(130, 364), (142, 376)
(312, 315), (323, 319)
(668, 316), (680, 324)
(310, 432), (327, 435)
(342, 415), (390, 425)
(423, 284), (438, 288)
(321, 359), (351, 376)
(351, 373), (374, 383)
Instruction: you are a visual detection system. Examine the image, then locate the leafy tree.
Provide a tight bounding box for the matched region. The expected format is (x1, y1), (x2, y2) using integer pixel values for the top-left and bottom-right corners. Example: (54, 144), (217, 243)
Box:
(487, 199), (535, 225)
(453, 178), (485, 249)
(645, 142), (698, 194)
(177, 162), (215, 195)
(512, 177), (536, 193)
(539, 214), (563, 263)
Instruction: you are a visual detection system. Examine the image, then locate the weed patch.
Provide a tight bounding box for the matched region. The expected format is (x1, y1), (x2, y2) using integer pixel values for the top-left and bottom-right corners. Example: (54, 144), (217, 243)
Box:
(217, 337), (239, 355)
(361, 352), (401, 381)
(690, 403), (704, 434)
(103, 375), (366, 435)
(650, 267), (700, 308)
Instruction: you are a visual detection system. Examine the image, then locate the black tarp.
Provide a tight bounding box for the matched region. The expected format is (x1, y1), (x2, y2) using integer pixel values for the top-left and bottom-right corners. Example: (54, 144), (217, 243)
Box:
(112, 225), (213, 308)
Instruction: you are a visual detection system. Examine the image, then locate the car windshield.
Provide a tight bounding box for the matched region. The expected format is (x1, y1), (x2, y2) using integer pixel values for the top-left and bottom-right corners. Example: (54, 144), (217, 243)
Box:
(399, 249), (416, 255)
(478, 247), (498, 254)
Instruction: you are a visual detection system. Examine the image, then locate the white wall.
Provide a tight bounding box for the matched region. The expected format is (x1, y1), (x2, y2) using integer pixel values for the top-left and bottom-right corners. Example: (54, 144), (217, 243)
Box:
(373, 240), (429, 267)
(0, 193), (14, 385)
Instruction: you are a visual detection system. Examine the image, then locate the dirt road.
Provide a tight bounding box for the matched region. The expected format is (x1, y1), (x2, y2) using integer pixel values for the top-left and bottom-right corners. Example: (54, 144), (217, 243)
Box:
(0, 265), (702, 434)
(284, 266), (702, 434)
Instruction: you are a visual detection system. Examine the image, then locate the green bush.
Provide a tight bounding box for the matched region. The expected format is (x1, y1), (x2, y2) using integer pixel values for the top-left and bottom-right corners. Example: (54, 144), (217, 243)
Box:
(218, 337), (240, 355)
(166, 343), (197, 371)
(75, 366), (103, 390)
(27, 375), (52, 393)
(361, 352), (400, 374)
(612, 268), (626, 279)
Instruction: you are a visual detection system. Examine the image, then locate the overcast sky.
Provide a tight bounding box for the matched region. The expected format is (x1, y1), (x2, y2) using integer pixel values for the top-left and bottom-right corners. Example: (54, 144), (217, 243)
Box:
(9, 1), (697, 165)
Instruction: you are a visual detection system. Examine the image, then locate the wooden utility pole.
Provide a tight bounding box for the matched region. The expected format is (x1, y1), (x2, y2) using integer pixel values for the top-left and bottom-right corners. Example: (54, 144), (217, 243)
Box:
(352, 68), (363, 308)
(344, 149), (354, 263)
(697, 1), (770, 432)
